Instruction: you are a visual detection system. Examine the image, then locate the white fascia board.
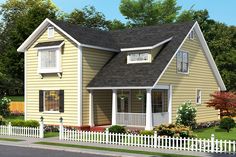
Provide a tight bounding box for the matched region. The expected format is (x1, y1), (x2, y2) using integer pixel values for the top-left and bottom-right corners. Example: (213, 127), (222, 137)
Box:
(18, 18), (119, 53)
(152, 22), (198, 88)
(87, 86), (152, 90)
(194, 23), (226, 91)
(120, 37), (173, 52)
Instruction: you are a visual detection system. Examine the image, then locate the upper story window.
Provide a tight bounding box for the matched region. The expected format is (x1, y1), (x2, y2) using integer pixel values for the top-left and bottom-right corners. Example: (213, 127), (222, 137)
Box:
(176, 51), (189, 73)
(189, 30), (194, 40)
(48, 27), (54, 38)
(127, 52), (151, 64)
(38, 48), (61, 74)
(196, 89), (202, 104)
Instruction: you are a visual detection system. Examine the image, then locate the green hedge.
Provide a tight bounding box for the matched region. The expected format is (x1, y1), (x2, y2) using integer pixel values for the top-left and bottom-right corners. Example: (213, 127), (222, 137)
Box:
(11, 120), (39, 127)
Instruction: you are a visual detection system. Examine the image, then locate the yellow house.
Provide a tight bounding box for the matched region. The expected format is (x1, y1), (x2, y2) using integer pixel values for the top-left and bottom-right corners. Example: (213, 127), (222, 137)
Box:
(17, 18), (226, 130)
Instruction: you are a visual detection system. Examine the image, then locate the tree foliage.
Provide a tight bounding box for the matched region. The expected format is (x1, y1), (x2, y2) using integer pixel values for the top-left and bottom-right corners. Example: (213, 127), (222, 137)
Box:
(119, 0), (181, 26)
(207, 91), (236, 117)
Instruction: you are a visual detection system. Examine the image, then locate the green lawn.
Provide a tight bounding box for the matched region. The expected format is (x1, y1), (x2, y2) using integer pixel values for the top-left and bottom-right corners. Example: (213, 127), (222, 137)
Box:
(6, 96), (24, 102)
(194, 126), (236, 141)
(35, 142), (196, 157)
(5, 115), (24, 122)
(0, 137), (24, 142)
(44, 132), (59, 138)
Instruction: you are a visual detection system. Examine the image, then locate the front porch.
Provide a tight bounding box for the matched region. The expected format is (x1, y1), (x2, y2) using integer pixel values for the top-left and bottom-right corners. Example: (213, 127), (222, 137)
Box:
(88, 85), (172, 130)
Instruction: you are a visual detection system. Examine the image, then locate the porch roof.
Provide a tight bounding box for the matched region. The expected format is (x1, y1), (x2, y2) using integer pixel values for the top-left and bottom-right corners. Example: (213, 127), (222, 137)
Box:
(87, 22), (195, 88)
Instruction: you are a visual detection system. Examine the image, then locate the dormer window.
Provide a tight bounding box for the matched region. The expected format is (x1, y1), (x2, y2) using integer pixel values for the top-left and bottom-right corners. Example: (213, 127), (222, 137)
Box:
(177, 50), (189, 73)
(48, 27), (54, 38)
(127, 52), (151, 64)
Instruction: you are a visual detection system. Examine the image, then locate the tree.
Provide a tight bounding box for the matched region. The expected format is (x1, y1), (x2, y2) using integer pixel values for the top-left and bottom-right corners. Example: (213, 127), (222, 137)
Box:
(207, 91), (236, 117)
(119, 0), (181, 26)
(219, 117), (235, 132)
(0, 0), (58, 94)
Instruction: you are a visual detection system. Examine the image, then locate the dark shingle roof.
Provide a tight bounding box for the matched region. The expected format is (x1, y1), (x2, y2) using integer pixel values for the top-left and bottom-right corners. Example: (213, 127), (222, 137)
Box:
(88, 22), (195, 87)
(34, 40), (64, 47)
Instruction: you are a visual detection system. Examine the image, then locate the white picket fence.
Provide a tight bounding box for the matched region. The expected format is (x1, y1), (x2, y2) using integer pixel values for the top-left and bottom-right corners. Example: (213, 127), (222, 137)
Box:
(59, 126), (236, 154)
(0, 122), (44, 138)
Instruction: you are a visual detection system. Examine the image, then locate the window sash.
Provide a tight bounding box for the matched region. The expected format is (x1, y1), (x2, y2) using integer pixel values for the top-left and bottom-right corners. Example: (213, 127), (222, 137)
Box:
(40, 49), (57, 69)
(128, 52), (150, 63)
(177, 51), (189, 73)
(196, 89), (202, 104)
(44, 90), (60, 112)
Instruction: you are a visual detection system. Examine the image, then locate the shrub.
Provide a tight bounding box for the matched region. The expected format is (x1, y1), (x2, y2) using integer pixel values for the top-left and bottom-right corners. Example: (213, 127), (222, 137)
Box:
(11, 120), (39, 127)
(154, 124), (196, 138)
(44, 125), (59, 132)
(195, 121), (220, 129)
(140, 130), (154, 136)
(176, 101), (197, 128)
(0, 97), (11, 117)
(219, 117), (235, 132)
(108, 125), (126, 134)
(0, 115), (7, 125)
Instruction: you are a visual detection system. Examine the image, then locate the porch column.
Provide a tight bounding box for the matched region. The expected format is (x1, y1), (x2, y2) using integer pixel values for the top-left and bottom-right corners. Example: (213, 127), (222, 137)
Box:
(89, 90), (94, 127)
(145, 88), (153, 130)
(112, 89), (117, 125)
(168, 85), (173, 124)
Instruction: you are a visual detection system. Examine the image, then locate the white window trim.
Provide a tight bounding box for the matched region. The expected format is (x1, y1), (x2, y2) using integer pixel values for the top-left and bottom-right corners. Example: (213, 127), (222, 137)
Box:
(176, 50), (189, 74)
(189, 30), (194, 40)
(127, 52), (152, 64)
(43, 90), (60, 113)
(38, 48), (62, 74)
(196, 89), (202, 105)
(48, 27), (54, 38)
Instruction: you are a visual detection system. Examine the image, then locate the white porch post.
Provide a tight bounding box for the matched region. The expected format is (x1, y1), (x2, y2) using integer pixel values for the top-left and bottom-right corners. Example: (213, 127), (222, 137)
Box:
(112, 89), (117, 125)
(168, 84), (173, 124)
(89, 90), (94, 127)
(145, 88), (153, 130)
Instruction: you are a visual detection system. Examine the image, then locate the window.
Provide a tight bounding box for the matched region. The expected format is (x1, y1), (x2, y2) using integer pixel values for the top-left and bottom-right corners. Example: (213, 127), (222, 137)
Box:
(127, 52), (151, 63)
(48, 27), (54, 38)
(117, 90), (130, 112)
(152, 90), (167, 113)
(196, 89), (202, 104)
(177, 51), (189, 73)
(189, 30), (194, 40)
(38, 48), (61, 73)
(39, 90), (64, 112)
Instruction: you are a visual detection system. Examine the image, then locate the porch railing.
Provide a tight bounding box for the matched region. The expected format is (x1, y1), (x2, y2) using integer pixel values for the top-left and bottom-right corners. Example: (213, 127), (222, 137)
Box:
(116, 112), (169, 127)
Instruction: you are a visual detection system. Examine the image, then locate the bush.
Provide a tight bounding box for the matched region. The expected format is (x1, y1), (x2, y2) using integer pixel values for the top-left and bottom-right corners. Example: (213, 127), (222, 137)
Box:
(219, 117), (235, 132)
(0, 97), (11, 117)
(0, 115), (7, 125)
(176, 101), (197, 128)
(195, 121), (220, 129)
(11, 120), (39, 127)
(154, 124), (196, 138)
(108, 125), (126, 134)
(140, 130), (154, 136)
(44, 125), (59, 132)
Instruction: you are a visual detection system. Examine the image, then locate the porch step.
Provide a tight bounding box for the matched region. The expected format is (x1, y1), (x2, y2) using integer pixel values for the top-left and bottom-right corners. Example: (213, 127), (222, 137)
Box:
(90, 126), (106, 132)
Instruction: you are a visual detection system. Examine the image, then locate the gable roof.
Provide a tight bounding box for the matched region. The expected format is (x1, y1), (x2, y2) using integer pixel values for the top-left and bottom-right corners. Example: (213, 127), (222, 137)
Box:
(88, 22), (195, 88)
(17, 18), (226, 91)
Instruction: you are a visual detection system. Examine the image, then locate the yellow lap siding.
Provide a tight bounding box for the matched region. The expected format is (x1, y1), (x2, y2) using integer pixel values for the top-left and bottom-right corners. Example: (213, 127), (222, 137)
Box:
(158, 32), (219, 123)
(26, 28), (78, 126)
(82, 48), (114, 125)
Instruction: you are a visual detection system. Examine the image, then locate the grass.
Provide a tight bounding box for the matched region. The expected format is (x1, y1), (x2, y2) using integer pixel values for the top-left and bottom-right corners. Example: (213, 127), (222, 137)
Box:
(194, 126), (236, 141)
(44, 132), (59, 138)
(35, 142), (196, 157)
(6, 96), (24, 102)
(0, 137), (24, 142)
(5, 115), (24, 122)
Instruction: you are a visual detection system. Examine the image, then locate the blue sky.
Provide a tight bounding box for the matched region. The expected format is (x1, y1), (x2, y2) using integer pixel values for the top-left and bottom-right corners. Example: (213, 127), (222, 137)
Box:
(0, 0), (235, 26)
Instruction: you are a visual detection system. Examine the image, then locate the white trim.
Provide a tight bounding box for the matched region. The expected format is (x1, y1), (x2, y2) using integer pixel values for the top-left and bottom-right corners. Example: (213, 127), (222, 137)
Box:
(152, 22), (226, 91)
(121, 37), (173, 52)
(154, 84), (169, 90)
(89, 90), (94, 127)
(196, 88), (202, 105)
(17, 18), (119, 53)
(168, 84), (172, 124)
(24, 50), (27, 121)
(43, 111), (60, 114)
(112, 89), (117, 125)
(36, 41), (65, 50)
(47, 27), (54, 38)
(87, 86), (152, 90)
(77, 45), (83, 126)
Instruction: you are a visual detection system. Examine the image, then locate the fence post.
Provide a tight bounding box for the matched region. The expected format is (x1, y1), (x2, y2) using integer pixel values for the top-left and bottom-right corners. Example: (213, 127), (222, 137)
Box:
(105, 128), (109, 144)
(211, 134), (215, 153)
(59, 117), (64, 140)
(154, 131), (157, 148)
(8, 122), (12, 136)
(39, 116), (44, 138)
